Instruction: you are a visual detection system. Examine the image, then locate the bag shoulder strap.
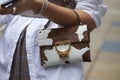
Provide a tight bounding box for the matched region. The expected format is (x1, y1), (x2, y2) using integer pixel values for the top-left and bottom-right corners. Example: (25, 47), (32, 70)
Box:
(71, 9), (82, 25)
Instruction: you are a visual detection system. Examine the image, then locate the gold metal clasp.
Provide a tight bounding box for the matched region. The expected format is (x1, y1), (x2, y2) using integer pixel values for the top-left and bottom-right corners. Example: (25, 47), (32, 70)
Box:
(55, 40), (71, 58)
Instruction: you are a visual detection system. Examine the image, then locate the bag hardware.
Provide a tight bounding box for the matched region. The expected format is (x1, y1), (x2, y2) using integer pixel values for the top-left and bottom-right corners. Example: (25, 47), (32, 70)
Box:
(55, 40), (71, 58)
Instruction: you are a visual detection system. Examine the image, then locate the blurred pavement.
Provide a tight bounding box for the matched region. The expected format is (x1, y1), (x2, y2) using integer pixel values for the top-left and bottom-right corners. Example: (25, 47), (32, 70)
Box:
(85, 0), (120, 80)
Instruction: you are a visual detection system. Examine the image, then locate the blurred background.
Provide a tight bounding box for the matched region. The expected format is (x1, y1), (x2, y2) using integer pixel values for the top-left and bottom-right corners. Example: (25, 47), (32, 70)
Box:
(0, 0), (120, 80)
(85, 0), (120, 80)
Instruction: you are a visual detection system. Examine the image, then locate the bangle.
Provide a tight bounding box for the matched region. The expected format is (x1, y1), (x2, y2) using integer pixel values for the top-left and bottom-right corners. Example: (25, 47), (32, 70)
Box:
(40, 0), (48, 15)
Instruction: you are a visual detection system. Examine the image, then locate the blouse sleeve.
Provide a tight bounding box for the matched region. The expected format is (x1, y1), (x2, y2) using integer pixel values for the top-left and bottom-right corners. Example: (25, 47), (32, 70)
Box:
(75, 0), (107, 27)
(0, 14), (14, 26)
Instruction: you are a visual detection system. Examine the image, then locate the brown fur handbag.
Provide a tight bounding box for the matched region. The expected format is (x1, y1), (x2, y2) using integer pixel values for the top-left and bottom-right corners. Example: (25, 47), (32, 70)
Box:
(38, 0), (91, 67)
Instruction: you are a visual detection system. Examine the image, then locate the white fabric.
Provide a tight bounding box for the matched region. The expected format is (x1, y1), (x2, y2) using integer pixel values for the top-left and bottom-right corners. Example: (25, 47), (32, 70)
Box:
(0, 0), (107, 80)
(75, 0), (107, 27)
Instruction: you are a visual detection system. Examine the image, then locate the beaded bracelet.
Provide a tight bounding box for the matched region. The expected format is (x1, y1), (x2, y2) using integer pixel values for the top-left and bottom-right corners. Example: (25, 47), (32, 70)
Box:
(40, 0), (48, 15)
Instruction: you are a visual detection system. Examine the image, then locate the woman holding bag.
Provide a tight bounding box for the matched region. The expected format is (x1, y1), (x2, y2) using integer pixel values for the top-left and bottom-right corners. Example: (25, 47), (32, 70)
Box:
(0, 0), (107, 80)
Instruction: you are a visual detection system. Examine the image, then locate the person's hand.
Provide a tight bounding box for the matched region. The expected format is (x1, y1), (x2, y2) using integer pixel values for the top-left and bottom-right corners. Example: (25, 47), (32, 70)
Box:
(0, 0), (42, 14)
(14, 0), (42, 14)
(0, 4), (12, 14)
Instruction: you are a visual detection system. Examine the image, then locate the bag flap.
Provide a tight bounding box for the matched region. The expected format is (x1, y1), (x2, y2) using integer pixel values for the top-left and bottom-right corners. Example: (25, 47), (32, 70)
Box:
(38, 25), (90, 46)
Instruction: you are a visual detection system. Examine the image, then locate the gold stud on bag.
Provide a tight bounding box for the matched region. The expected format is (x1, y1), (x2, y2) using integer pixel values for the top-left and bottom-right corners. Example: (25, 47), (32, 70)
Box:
(38, 0), (91, 67)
